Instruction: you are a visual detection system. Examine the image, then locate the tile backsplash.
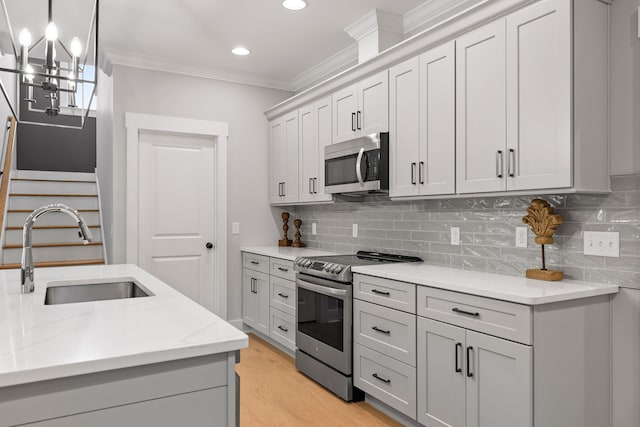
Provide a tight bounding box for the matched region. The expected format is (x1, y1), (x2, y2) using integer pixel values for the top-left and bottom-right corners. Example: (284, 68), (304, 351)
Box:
(291, 174), (640, 289)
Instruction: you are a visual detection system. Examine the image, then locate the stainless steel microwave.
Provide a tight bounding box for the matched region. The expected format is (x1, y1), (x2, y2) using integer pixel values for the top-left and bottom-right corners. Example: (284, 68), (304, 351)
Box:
(324, 132), (389, 194)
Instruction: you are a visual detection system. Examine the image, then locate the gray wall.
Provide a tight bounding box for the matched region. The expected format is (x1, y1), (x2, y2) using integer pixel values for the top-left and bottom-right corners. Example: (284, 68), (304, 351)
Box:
(100, 64), (291, 322)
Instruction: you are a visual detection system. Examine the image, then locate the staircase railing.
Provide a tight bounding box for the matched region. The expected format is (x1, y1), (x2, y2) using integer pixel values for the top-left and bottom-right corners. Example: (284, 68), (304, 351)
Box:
(0, 116), (17, 235)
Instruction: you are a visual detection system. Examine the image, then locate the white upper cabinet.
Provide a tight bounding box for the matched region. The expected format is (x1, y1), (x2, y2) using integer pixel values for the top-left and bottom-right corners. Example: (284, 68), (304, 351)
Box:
(390, 42), (455, 199)
(298, 96), (333, 204)
(269, 111), (299, 205)
(456, 20), (507, 194)
(506, 0), (571, 191)
(332, 70), (389, 144)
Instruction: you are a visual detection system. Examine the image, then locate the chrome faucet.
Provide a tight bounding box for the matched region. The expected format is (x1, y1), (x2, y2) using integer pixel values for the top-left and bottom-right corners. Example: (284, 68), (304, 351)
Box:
(21, 204), (94, 294)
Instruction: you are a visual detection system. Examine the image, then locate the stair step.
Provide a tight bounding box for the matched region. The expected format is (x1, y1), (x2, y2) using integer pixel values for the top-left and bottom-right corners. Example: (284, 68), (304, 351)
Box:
(4, 226), (101, 245)
(4, 242), (103, 249)
(6, 210), (100, 227)
(8, 195), (99, 210)
(11, 170), (96, 182)
(0, 259), (105, 269)
(3, 244), (104, 263)
(10, 193), (97, 197)
(10, 180), (97, 194)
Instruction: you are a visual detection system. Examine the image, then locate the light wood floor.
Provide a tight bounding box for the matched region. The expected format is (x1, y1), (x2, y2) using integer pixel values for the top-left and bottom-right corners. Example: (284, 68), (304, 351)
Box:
(236, 334), (403, 427)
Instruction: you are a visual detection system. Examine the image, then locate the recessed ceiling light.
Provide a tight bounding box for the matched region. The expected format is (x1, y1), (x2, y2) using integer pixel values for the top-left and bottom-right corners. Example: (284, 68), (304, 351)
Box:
(282, 0), (307, 11)
(232, 47), (251, 56)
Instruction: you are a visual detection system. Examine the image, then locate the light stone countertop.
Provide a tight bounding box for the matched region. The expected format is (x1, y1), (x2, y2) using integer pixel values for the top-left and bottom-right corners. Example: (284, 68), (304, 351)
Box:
(241, 246), (342, 261)
(0, 264), (248, 388)
(352, 262), (619, 305)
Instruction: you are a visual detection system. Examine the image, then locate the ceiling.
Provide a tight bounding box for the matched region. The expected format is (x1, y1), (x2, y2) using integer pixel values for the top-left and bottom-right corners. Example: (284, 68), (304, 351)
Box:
(98, 0), (428, 91)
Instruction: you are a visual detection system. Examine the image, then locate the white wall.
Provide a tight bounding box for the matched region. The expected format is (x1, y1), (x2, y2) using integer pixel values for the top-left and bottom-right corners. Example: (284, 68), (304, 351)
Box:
(96, 68), (114, 263)
(108, 65), (291, 322)
(611, 0), (640, 174)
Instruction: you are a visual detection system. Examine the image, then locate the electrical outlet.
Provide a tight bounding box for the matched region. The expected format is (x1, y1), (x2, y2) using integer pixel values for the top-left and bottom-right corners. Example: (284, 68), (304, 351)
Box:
(312, 223), (317, 235)
(450, 227), (460, 246)
(232, 222), (240, 235)
(516, 227), (528, 248)
(584, 231), (620, 257)
(352, 224), (358, 238)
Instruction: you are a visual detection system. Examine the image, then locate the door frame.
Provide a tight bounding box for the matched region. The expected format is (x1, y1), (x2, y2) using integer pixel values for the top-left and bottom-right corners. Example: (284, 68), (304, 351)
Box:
(125, 112), (228, 319)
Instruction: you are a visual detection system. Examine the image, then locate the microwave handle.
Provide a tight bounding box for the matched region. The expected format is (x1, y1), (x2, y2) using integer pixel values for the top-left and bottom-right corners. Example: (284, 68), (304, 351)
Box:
(356, 147), (365, 185)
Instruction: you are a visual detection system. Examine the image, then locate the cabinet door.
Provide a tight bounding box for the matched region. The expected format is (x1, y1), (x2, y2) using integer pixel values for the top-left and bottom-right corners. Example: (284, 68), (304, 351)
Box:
(465, 330), (532, 427)
(254, 272), (270, 336)
(417, 317), (466, 427)
(242, 269), (258, 329)
(389, 57), (421, 198)
(298, 104), (317, 203)
(420, 41), (456, 195)
(332, 84), (358, 143)
(269, 118), (285, 204)
(314, 96), (333, 202)
(358, 70), (389, 136)
(506, 0), (571, 191)
(282, 111), (299, 203)
(456, 21), (507, 194)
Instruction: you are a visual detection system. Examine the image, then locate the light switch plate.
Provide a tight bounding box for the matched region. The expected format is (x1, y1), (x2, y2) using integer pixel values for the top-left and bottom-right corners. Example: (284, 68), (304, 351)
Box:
(516, 227), (528, 248)
(451, 227), (460, 246)
(231, 222), (240, 235)
(312, 223), (317, 235)
(352, 224), (358, 238)
(584, 231), (619, 257)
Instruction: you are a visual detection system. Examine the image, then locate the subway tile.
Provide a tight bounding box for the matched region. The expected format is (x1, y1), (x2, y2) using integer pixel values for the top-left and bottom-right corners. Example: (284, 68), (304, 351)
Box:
(606, 208), (640, 223)
(620, 239), (640, 257)
(628, 191), (640, 207)
(461, 210), (501, 221)
(358, 229), (388, 239)
(585, 269), (640, 289)
(555, 208), (605, 223)
(611, 174), (640, 191)
(604, 256), (640, 272)
(387, 230), (412, 240)
(565, 192), (626, 208)
(394, 221), (421, 230)
(473, 233), (514, 247)
(587, 223), (640, 239)
(554, 222), (583, 237)
(486, 221), (518, 235)
(423, 252), (451, 265)
(403, 240), (430, 252)
(487, 258), (535, 275)
(557, 266), (585, 281)
(430, 242), (462, 255)
(462, 245), (501, 259)
(450, 255), (488, 270)
(402, 211), (431, 221)
(431, 210), (463, 220)
(411, 231), (440, 242)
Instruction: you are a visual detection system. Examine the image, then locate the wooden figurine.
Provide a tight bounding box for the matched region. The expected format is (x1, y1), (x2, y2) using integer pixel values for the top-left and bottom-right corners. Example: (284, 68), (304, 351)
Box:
(522, 198), (564, 281)
(291, 218), (305, 248)
(278, 212), (292, 247)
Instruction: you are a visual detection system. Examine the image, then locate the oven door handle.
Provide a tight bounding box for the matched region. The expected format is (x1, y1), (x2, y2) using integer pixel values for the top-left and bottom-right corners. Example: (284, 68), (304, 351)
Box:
(355, 147), (365, 185)
(296, 278), (348, 298)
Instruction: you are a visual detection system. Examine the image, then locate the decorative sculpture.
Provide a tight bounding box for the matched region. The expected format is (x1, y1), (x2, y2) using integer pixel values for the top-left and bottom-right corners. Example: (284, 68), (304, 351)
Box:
(291, 218), (305, 248)
(522, 198), (564, 281)
(278, 212), (292, 247)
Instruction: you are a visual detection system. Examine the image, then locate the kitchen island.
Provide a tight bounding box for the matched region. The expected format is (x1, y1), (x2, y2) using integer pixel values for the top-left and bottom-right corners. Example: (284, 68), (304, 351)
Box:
(0, 264), (247, 427)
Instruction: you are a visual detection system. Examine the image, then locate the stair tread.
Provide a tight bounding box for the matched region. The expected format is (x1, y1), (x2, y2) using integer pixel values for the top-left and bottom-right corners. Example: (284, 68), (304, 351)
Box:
(4, 241), (103, 249)
(0, 259), (105, 269)
(8, 209), (99, 213)
(11, 178), (96, 183)
(10, 193), (97, 197)
(5, 225), (101, 230)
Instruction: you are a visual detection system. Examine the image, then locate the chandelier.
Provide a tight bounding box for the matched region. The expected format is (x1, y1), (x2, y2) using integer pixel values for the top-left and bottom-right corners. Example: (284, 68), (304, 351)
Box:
(0, 0), (98, 129)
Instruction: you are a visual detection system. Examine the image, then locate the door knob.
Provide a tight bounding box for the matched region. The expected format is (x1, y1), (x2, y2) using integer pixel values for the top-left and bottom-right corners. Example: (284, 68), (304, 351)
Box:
(206, 242), (214, 249)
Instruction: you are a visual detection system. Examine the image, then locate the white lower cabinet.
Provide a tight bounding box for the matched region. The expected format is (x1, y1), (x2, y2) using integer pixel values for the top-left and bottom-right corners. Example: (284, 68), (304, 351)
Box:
(417, 317), (532, 427)
(242, 268), (269, 336)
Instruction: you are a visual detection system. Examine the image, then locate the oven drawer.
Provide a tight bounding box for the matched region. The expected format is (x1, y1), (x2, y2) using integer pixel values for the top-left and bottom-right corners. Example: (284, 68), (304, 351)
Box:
(242, 252), (269, 274)
(270, 276), (295, 316)
(353, 274), (416, 313)
(417, 287), (532, 344)
(354, 343), (417, 418)
(354, 299), (416, 366)
(270, 308), (295, 351)
(270, 258), (295, 281)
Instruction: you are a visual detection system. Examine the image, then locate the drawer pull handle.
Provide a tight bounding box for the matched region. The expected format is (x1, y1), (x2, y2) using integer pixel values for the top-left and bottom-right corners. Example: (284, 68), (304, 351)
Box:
(278, 325), (288, 332)
(452, 307), (480, 317)
(372, 326), (391, 335)
(277, 267), (289, 272)
(455, 342), (462, 373)
(250, 261), (259, 265)
(372, 373), (391, 384)
(466, 346), (474, 378)
(371, 289), (390, 296)
(277, 293), (289, 299)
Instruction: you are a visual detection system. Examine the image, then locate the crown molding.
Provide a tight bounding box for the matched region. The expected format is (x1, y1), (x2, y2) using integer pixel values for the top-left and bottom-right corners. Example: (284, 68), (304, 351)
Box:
(403, 0), (488, 35)
(103, 49), (295, 92)
(345, 9), (403, 41)
(291, 44), (358, 92)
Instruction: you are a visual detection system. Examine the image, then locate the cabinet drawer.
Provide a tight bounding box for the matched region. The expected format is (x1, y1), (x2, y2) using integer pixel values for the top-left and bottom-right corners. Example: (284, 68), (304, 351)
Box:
(242, 252), (269, 274)
(354, 299), (416, 366)
(353, 274), (416, 313)
(270, 276), (295, 316)
(417, 287), (532, 344)
(354, 343), (417, 419)
(270, 308), (295, 351)
(270, 258), (295, 281)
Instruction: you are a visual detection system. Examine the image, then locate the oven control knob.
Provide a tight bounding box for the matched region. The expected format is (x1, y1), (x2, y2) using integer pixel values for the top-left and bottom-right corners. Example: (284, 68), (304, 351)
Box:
(325, 263), (334, 271)
(305, 259), (313, 267)
(334, 266), (344, 273)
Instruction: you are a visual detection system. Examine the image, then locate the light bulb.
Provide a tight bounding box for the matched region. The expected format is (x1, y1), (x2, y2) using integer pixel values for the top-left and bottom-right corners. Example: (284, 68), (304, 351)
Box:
(25, 64), (34, 83)
(45, 22), (58, 41)
(19, 28), (31, 46)
(70, 37), (81, 57)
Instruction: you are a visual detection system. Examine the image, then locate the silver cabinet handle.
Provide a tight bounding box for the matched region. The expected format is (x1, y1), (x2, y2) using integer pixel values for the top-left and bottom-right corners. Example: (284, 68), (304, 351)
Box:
(313, 177), (317, 194)
(419, 161), (424, 184)
(496, 150), (504, 178)
(356, 147), (365, 185)
(351, 112), (356, 132)
(309, 178), (313, 194)
(411, 162), (416, 185)
(508, 148), (515, 178)
(357, 110), (362, 130)
(282, 182), (286, 197)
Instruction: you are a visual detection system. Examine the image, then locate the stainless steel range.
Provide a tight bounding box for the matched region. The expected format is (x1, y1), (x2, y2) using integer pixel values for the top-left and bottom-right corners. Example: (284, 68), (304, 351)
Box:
(293, 251), (422, 401)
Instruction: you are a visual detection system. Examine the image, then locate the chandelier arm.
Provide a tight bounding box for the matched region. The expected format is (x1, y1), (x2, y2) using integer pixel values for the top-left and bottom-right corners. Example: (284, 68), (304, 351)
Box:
(81, 0), (98, 67)
(1, 0), (18, 58)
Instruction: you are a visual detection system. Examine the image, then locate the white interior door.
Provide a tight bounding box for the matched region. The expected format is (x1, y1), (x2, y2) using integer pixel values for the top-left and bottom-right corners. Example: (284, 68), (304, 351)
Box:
(138, 130), (216, 309)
